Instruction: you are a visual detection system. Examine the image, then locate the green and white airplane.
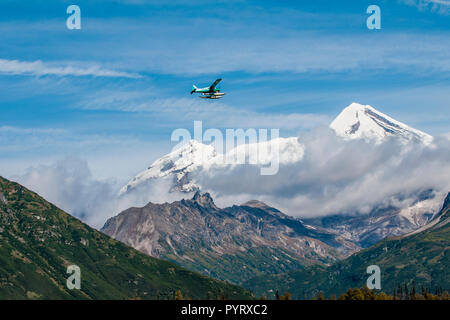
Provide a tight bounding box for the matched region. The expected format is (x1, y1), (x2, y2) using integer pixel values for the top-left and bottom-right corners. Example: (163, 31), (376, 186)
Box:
(190, 78), (225, 99)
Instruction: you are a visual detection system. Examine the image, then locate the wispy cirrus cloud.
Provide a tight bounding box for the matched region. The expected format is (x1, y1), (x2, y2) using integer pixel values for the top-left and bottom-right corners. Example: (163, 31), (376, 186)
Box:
(399, 0), (450, 14)
(430, 0), (450, 5)
(3, 13), (450, 77)
(0, 59), (140, 78)
(80, 90), (331, 130)
(0, 124), (146, 154)
(101, 30), (450, 76)
(0, 125), (64, 135)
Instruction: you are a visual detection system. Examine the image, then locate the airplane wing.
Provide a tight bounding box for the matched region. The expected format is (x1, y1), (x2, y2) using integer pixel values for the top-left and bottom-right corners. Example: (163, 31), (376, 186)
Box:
(209, 78), (222, 91)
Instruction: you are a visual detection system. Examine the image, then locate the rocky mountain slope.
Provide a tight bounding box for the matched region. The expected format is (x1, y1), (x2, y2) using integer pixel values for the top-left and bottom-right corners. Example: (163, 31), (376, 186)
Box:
(102, 192), (355, 284)
(303, 189), (443, 248)
(0, 177), (252, 299)
(114, 103), (441, 263)
(243, 192), (450, 299)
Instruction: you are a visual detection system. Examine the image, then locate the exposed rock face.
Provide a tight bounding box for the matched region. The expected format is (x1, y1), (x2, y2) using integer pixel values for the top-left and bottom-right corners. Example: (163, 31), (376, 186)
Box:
(0, 176), (252, 300)
(303, 190), (443, 248)
(102, 192), (354, 284)
(0, 192), (7, 205)
(442, 193), (450, 212)
(244, 193), (450, 299)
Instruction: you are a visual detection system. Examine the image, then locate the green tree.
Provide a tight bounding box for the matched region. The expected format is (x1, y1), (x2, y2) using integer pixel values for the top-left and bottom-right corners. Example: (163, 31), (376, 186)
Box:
(174, 290), (184, 300)
(411, 282), (417, 300)
(398, 283), (403, 300)
(376, 292), (392, 300)
(404, 283), (409, 300)
(361, 286), (377, 300)
(280, 291), (292, 300)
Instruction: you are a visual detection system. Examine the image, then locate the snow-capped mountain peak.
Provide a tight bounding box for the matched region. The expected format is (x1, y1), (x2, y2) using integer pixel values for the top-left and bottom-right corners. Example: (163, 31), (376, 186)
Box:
(330, 102), (433, 144)
(120, 102), (433, 196)
(119, 140), (218, 194)
(120, 137), (304, 194)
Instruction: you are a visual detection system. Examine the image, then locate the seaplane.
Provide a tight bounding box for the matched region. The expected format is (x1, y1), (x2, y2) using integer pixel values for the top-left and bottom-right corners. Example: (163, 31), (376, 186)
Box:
(190, 78), (225, 99)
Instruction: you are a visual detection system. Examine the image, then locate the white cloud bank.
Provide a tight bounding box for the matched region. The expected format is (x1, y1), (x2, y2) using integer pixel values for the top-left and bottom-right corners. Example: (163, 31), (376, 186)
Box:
(198, 129), (450, 218)
(15, 156), (186, 228)
(13, 129), (450, 228)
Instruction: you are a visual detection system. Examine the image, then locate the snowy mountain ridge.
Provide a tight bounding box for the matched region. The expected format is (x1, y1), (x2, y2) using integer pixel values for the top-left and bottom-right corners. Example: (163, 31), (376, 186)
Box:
(119, 136), (303, 194)
(120, 102), (433, 195)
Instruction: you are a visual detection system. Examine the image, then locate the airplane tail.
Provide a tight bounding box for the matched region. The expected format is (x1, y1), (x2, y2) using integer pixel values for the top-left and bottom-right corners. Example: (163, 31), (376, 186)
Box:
(190, 85), (197, 94)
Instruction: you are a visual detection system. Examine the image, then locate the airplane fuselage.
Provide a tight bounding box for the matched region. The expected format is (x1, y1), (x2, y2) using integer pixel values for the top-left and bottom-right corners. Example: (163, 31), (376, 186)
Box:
(196, 87), (220, 93)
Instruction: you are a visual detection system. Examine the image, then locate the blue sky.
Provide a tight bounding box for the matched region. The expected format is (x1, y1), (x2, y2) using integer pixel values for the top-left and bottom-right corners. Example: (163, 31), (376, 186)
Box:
(1, 0), (449, 181)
